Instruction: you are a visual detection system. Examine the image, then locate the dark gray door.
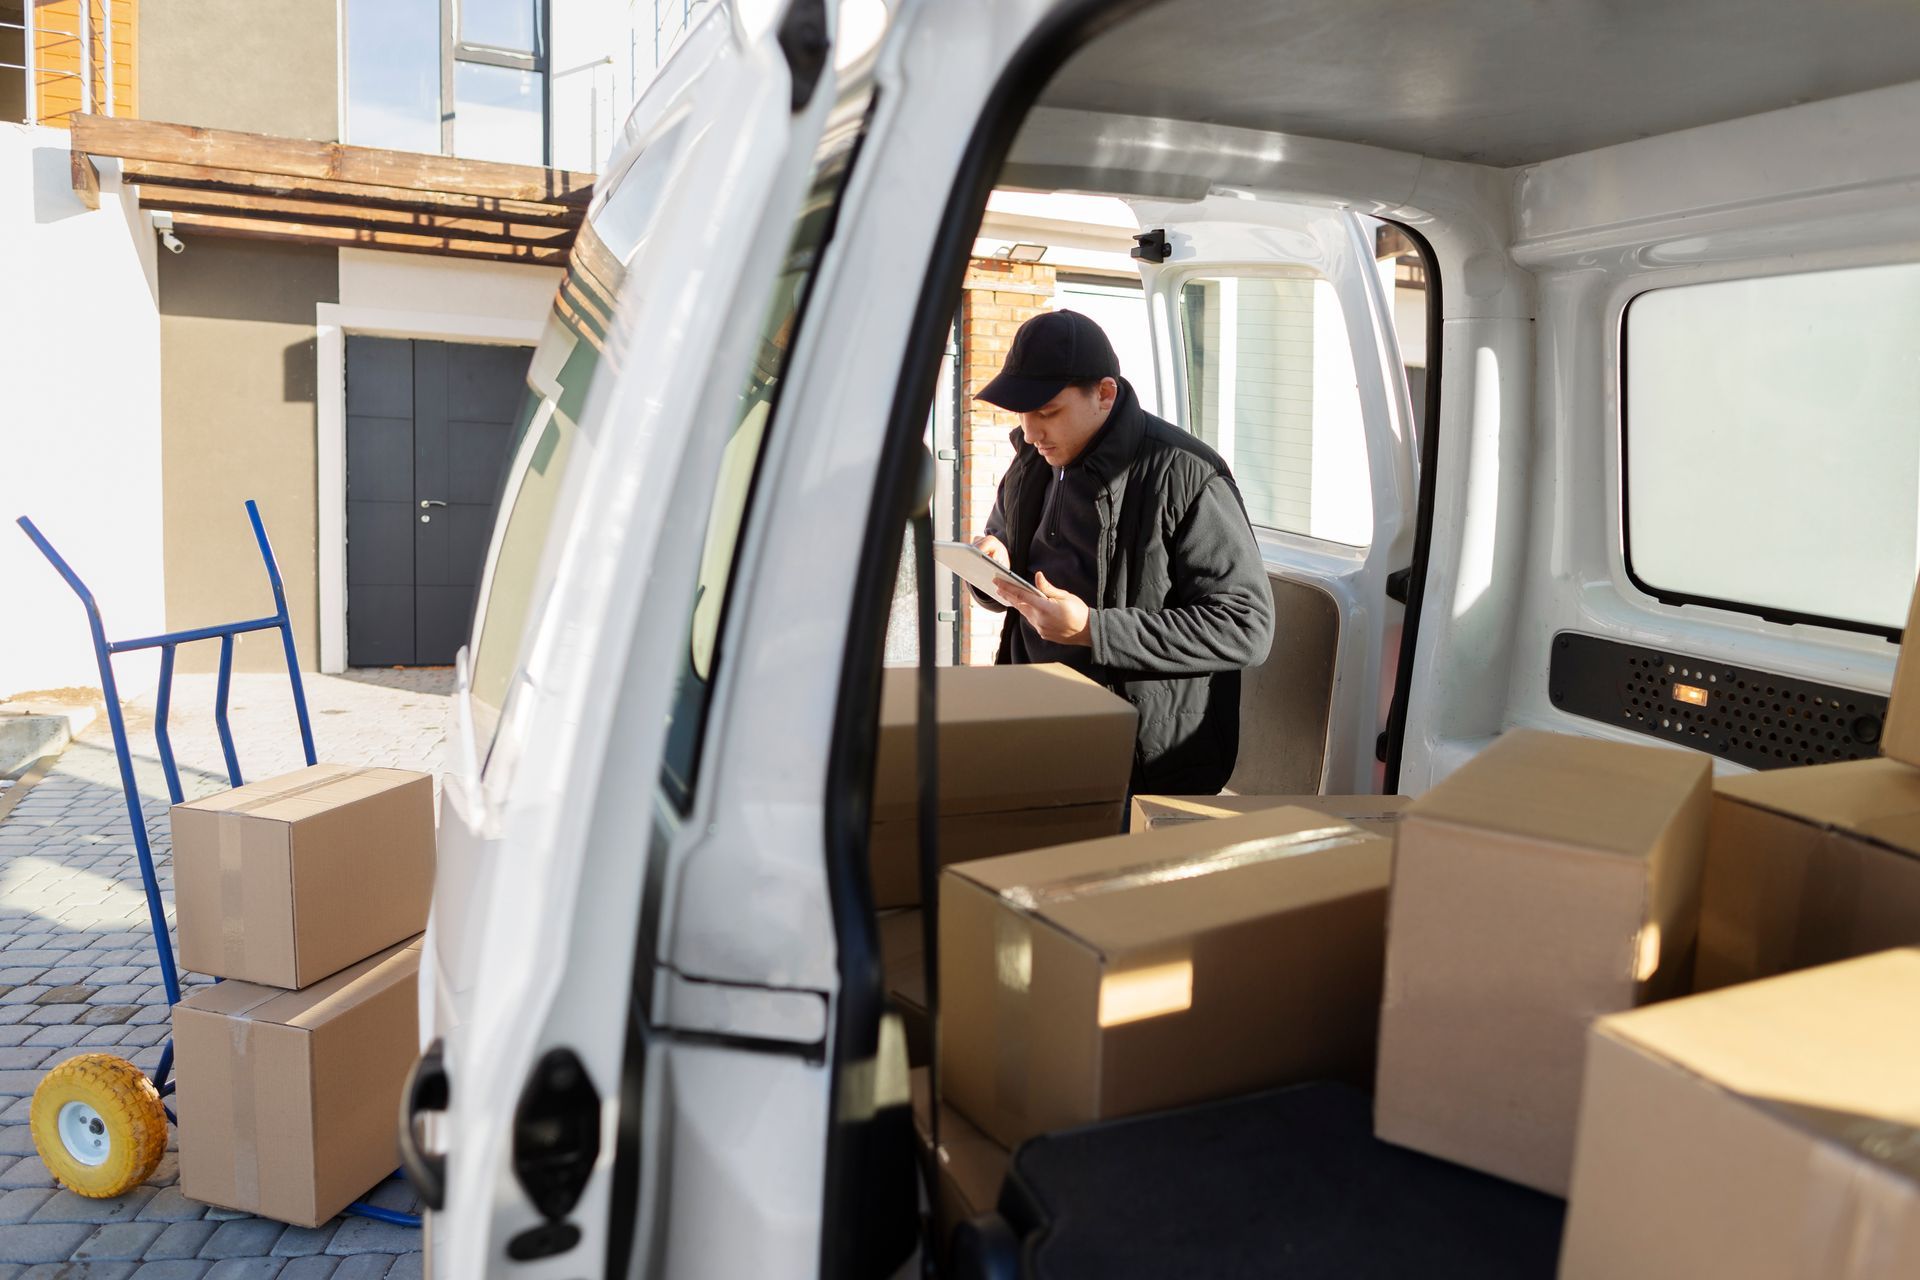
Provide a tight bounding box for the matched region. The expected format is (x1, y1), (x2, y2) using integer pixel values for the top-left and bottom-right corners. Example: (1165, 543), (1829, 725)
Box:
(346, 336), (526, 666)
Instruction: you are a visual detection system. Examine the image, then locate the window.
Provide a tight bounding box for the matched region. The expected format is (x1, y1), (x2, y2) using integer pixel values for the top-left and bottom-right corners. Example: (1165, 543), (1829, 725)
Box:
(345, 0), (441, 154)
(658, 111), (867, 809)
(1180, 270), (1371, 546)
(1624, 263), (1920, 632)
(346, 0), (549, 165)
(1054, 276), (1158, 415)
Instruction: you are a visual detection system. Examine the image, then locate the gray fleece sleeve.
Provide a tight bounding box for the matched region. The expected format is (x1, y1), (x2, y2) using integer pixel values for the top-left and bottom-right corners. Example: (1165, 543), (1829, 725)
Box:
(1088, 476), (1275, 674)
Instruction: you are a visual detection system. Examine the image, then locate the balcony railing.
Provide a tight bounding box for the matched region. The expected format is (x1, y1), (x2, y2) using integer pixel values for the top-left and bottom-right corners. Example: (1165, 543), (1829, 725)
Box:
(4, 0), (126, 126)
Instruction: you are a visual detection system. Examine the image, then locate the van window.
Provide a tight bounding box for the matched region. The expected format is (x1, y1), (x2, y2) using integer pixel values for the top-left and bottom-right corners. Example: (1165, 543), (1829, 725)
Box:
(467, 320), (598, 754)
(466, 113), (690, 761)
(659, 118), (865, 809)
(1179, 270), (1371, 547)
(1624, 263), (1920, 632)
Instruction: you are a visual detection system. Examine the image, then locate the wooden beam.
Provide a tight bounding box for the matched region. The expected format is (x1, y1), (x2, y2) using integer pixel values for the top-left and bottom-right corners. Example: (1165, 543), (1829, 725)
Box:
(74, 114), (594, 204)
(70, 150), (100, 211)
(166, 212), (572, 266)
(121, 159), (584, 226)
(136, 191), (576, 248)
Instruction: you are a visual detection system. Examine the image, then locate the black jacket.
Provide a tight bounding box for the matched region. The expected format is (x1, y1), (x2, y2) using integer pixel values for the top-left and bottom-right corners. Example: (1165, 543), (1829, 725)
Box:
(981, 379), (1275, 794)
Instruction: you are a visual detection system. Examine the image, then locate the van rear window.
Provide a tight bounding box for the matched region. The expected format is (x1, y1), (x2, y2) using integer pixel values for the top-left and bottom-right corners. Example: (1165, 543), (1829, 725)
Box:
(1623, 263), (1920, 634)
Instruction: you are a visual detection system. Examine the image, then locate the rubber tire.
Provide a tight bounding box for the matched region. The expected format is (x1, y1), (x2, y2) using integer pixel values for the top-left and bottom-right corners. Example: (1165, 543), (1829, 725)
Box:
(30, 1054), (168, 1198)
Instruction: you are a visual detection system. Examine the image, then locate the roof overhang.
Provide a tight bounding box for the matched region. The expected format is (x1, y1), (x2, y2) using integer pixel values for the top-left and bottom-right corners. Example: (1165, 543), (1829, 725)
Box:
(71, 115), (593, 266)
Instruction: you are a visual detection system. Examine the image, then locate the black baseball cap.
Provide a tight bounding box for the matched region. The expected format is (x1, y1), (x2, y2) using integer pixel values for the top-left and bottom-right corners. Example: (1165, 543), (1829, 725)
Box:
(975, 309), (1120, 413)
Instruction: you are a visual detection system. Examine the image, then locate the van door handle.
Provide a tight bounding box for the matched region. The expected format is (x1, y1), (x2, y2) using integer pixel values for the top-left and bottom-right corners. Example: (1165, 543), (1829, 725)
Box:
(419, 499), (448, 508)
(399, 1039), (449, 1212)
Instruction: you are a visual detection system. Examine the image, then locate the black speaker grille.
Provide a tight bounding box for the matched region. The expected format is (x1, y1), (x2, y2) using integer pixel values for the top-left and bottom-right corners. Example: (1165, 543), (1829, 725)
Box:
(1547, 631), (1889, 771)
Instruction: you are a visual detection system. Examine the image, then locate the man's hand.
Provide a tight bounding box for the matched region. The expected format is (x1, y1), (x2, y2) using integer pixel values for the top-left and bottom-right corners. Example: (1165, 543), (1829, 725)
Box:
(997, 571), (1092, 647)
(972, 534), (1009, 568)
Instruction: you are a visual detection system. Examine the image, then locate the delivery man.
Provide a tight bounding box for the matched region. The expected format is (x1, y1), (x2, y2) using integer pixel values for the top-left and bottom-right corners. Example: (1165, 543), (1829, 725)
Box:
(971, 308), (1275, 795)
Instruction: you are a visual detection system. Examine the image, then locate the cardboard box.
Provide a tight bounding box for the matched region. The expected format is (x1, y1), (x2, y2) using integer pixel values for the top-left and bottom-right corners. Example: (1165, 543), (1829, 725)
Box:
(941, 805), (1391, 1150)
(911, 1067), (1009, 1247)
(1561, 949), (1920, 1279)
(172, 764), (435, 988)
(1374, 729), (1711, 1196)
(175, 937), (422, 1228)
(881, 908), (930, 1067)
(1696, 756), (1920, 991)
(870, 664), (1136, 908)
(1881, 575), (1920, 767)
(1130, 793), (1408, 838)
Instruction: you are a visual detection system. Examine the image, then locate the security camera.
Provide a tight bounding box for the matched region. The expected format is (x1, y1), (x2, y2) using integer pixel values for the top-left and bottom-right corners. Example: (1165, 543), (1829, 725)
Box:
(151, 211), (184, 255)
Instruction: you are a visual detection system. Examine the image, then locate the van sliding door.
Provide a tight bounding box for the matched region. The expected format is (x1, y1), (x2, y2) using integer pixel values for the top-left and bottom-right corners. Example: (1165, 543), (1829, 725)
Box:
(1132, 197), (1421, 794)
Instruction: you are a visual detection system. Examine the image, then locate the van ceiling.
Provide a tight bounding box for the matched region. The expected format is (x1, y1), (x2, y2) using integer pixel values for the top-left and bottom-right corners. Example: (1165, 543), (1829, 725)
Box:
(1041, 0), (1920, 167)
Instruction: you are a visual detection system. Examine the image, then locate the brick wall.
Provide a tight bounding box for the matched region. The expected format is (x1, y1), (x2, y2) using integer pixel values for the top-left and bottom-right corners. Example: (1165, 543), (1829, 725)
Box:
(958, 257), (1056, 664)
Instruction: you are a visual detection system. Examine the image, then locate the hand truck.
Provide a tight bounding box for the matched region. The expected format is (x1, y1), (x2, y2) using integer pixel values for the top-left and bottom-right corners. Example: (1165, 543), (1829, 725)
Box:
(14, 501), (420, 1227)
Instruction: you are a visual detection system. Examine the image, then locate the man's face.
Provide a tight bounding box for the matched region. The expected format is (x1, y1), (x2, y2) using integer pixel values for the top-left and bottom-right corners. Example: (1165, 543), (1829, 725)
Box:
(1020, 377), (1117, 468)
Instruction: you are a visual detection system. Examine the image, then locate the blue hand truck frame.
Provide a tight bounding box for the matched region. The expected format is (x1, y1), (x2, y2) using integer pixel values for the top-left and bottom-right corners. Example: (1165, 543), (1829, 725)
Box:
(15, 500), (421, 1229)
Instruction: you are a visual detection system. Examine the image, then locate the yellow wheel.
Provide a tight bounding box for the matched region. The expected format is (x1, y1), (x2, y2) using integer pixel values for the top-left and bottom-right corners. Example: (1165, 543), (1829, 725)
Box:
(29, 1054), (168, 1198)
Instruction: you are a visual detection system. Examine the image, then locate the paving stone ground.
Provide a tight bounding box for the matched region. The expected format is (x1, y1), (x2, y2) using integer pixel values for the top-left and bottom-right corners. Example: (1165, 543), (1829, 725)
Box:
(0, 670), (449, 1275)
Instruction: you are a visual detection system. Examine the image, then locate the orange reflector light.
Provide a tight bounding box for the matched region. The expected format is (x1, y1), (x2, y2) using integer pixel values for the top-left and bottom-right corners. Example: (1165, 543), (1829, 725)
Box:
(1673, 683), (1709, 707)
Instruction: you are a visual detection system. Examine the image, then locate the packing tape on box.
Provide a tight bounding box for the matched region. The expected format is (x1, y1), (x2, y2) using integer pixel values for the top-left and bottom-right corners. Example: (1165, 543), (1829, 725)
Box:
(1141, 798), (1407, 830)
(999, 825), (1366, 911)
(228, 1018), (261, 1207)
(1798, 1125), (1920, 1277)
(212, 768), (378, 974)
(217, 766), (381, 816)
(992, 909), (1033, 1122)
(216, 816), (249, 974)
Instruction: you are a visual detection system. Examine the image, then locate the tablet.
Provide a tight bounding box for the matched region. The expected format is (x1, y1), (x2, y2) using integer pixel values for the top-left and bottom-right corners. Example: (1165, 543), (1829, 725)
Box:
(933, 540), (1045, 605)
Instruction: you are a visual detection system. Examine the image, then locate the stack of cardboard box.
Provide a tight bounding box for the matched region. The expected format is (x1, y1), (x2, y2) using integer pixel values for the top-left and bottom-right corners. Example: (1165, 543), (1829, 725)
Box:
(1550, 587), (1920, 1276)
(877, 662), (1406, 1242)
(1366, 713), (1920, 1274)
(167, 765), (436, 1228)
(888, 596), (1920, 1271)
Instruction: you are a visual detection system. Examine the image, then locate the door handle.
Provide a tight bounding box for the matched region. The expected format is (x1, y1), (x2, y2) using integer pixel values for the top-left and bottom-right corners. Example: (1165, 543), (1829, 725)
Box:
(419, 499), (448, 508)
(399, 1039), (449, 1212)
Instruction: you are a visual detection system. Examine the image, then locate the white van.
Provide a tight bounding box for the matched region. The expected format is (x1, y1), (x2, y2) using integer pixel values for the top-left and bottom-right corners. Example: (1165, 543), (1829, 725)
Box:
(402, 1), (1920, 1274)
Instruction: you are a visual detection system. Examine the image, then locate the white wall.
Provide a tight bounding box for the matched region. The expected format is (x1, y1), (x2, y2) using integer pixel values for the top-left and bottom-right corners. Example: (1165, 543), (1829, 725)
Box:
(549, 0), (654, 173)
(0, 127), (165, 698)
(337, 247), (562, 320)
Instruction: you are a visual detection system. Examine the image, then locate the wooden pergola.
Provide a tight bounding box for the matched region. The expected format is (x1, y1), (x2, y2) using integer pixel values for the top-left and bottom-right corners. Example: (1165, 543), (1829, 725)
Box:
(69, 115), (595, 266)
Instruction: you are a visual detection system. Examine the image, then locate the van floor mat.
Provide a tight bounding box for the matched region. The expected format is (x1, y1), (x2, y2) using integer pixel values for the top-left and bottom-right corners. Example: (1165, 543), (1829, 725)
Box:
(997, 1081), (1565, 1279)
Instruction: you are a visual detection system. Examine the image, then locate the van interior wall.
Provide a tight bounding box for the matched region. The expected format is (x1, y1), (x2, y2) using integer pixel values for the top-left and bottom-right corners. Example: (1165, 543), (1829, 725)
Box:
(1499, 83), (1920, 766)
(1014, 0), (1920, 787)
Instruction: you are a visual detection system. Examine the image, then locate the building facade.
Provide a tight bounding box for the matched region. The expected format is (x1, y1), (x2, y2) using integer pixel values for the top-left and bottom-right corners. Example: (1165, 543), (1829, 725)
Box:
(2, 2), (687, 692)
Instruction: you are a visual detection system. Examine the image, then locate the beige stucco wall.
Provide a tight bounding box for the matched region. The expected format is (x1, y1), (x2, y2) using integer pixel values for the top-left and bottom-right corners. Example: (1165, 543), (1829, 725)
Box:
(140, 0), (338, 140)
(159, 240), (338, 671)
(143, 1), (340, 670)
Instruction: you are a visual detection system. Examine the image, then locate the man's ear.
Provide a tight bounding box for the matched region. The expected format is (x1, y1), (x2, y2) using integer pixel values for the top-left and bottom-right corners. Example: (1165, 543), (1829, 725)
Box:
(1098, 376), (1119, 411)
